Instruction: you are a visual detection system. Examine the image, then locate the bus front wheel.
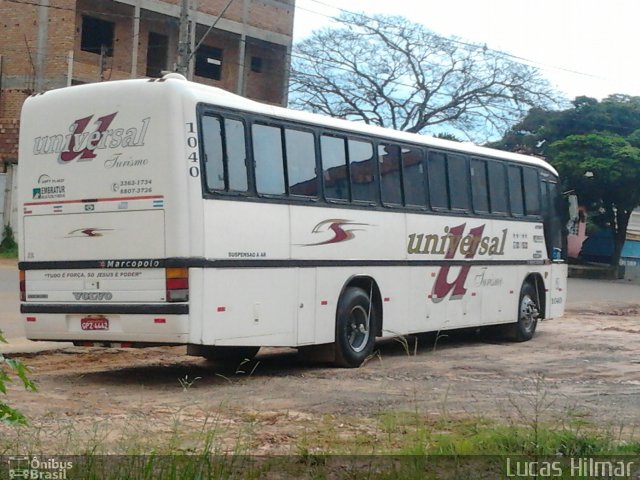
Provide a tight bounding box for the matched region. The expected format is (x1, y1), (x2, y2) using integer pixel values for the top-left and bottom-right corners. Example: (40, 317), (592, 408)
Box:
(335, 287), (376, 368)
(507, 282), (540, 342)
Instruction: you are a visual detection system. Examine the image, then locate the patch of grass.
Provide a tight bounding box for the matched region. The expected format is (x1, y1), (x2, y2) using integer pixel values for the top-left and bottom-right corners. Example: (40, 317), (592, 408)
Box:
(1, 409), (639, 479)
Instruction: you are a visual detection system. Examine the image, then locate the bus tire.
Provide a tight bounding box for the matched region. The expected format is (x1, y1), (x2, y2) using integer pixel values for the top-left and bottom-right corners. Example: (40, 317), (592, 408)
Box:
(334, 287), (375, 368)
(200, 346), (260, 364)
(507, 282), (540, 342)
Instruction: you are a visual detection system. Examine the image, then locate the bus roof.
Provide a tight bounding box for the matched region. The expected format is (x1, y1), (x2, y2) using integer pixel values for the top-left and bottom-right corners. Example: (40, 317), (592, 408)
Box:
(39, 74), (559, 177)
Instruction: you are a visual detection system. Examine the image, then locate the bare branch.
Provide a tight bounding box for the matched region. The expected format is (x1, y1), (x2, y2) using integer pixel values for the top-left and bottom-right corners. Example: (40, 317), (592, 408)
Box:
(289, 13), (562, 141)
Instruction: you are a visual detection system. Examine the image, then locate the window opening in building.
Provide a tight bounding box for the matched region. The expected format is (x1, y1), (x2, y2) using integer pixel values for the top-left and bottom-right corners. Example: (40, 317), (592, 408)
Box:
(251, 56), (263, 73)
(146, 32), (169, 78)
(81, 16), (115, 56)
(195, 46), (223, 80)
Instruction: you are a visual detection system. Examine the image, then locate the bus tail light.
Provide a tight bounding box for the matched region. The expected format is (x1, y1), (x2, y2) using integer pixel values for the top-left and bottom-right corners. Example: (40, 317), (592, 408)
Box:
(19, 270), (26, 301)
(166, 267), (189, 302)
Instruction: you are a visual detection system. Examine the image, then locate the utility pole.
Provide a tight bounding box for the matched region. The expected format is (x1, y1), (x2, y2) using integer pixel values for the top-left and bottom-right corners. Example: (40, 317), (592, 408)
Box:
(176, 0), (192, 78)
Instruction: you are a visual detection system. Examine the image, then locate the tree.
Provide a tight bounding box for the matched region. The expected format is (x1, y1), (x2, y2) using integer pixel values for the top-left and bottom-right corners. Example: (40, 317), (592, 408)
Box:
(1, 330), (37, 424)
(550, 134), (640, 267)
(495, 95), (640, 267)
(290, 13), (560, 141)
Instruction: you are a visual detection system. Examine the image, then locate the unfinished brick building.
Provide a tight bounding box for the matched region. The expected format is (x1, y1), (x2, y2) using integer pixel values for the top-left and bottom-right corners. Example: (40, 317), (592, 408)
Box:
(0, 0), (295, 170)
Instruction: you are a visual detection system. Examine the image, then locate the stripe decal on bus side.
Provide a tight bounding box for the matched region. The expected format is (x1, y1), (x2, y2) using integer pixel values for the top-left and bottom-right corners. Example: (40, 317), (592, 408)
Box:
(19, 258), (554, 270)
(23, 195), (164, 207)
(21, 303), (188, 314)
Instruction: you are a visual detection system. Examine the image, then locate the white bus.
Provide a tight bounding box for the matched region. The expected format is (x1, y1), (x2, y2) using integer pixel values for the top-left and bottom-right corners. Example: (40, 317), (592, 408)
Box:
(18, 74), (567, 367)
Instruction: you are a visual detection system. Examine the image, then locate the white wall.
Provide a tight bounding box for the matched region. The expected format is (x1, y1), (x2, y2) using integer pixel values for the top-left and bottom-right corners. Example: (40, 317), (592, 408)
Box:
(629, 208), (640, 238)
(1, 165), (18, 240)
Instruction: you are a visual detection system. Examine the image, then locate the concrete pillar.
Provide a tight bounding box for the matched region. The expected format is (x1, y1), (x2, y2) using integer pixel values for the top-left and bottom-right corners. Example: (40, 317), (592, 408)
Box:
(236, 0), (249, 96)
(66, 51), (74, 86)
(281, 44), (291, 106)
(35, 0), (49, 91)
(132, 1), (141, 77)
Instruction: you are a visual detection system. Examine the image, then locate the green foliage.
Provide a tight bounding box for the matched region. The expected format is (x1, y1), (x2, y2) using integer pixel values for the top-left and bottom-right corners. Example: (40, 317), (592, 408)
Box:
(0, 330), (37, 424)
(434, 132), (462, 142)
(495, 95), (640, 265)
(0, 224), (18, 258)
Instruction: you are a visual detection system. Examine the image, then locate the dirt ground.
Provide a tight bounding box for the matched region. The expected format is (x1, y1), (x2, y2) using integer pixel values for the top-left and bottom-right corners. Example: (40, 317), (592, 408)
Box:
(2, 301), (640, 454)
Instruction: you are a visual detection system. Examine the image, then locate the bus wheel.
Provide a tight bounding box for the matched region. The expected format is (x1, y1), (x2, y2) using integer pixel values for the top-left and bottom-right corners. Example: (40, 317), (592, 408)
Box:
(335, 287), (375, 368)
(199, 346), (260, 364)
(508, 282), (540, 342)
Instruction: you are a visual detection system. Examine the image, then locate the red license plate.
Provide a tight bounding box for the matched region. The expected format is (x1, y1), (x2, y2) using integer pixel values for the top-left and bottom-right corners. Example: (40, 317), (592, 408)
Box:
(81, 317), (109, 331)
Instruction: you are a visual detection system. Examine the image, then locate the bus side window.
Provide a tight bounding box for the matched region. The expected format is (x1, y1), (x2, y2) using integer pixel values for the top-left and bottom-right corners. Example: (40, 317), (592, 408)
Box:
(378, 144), (403, 206)
(487, 161), (508, 214)
(253, 124), (286, 195)
(286, 128), (318, 197)
(428, 151), (448, 209)
(224, 119), (248, 192)
(349, 139), (376, 203)
(402, 146), (427, 207)
(523, 167), (541, 216)
(201, 115), (225, 191)
(508, 165), (525, 216)
(447, 154), (470, 211)
(321, 135), (350, 201)
(470, 158), (489, 214)
(541, 180), (563, 258)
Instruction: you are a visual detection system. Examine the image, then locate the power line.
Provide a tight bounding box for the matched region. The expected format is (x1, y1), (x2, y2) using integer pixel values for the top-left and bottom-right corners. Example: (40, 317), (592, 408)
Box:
(2, 0), (609, 84)
(3, 0), (630, 135)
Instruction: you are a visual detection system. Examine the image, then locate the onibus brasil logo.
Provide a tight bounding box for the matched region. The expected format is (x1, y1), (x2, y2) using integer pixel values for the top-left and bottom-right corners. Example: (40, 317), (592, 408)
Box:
(8, 456), (73, 479)
(408, 223), (507, 302)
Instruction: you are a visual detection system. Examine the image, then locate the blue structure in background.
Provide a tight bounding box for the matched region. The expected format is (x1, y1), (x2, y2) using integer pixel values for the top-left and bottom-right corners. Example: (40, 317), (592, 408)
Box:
(580, 229), (640, 266)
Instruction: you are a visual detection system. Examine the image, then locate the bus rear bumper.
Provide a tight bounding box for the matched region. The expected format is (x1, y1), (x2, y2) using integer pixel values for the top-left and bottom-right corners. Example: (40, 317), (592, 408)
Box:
(21, 304), (190, 344)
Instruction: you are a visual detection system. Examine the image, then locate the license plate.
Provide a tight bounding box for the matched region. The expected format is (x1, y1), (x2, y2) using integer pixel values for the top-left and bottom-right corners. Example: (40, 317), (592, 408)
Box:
(81, 317), (109, 331)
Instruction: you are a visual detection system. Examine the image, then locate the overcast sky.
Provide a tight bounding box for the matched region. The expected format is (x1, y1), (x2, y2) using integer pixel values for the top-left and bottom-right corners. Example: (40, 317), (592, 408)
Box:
(293, 0), (640, 102)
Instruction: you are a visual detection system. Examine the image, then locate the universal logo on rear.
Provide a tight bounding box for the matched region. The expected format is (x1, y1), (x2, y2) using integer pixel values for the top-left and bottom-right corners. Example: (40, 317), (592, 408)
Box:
(31, 112), (150, 162)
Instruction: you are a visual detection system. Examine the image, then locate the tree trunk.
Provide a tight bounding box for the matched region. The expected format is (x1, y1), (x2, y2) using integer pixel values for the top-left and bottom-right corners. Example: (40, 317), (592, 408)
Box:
(610, 208), (632, 275)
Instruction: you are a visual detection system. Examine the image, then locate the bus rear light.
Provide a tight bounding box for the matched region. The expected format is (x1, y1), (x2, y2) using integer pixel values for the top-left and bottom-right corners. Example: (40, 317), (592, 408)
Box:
(166, 278), (188, 290)
(166, 267), (188, 279)
(167, 289), (188, 302)
(19, 270), (26, 302)
(165, 267), (189, 302)
(154, 318), (166, 324)
(26, 316), (36, 322)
